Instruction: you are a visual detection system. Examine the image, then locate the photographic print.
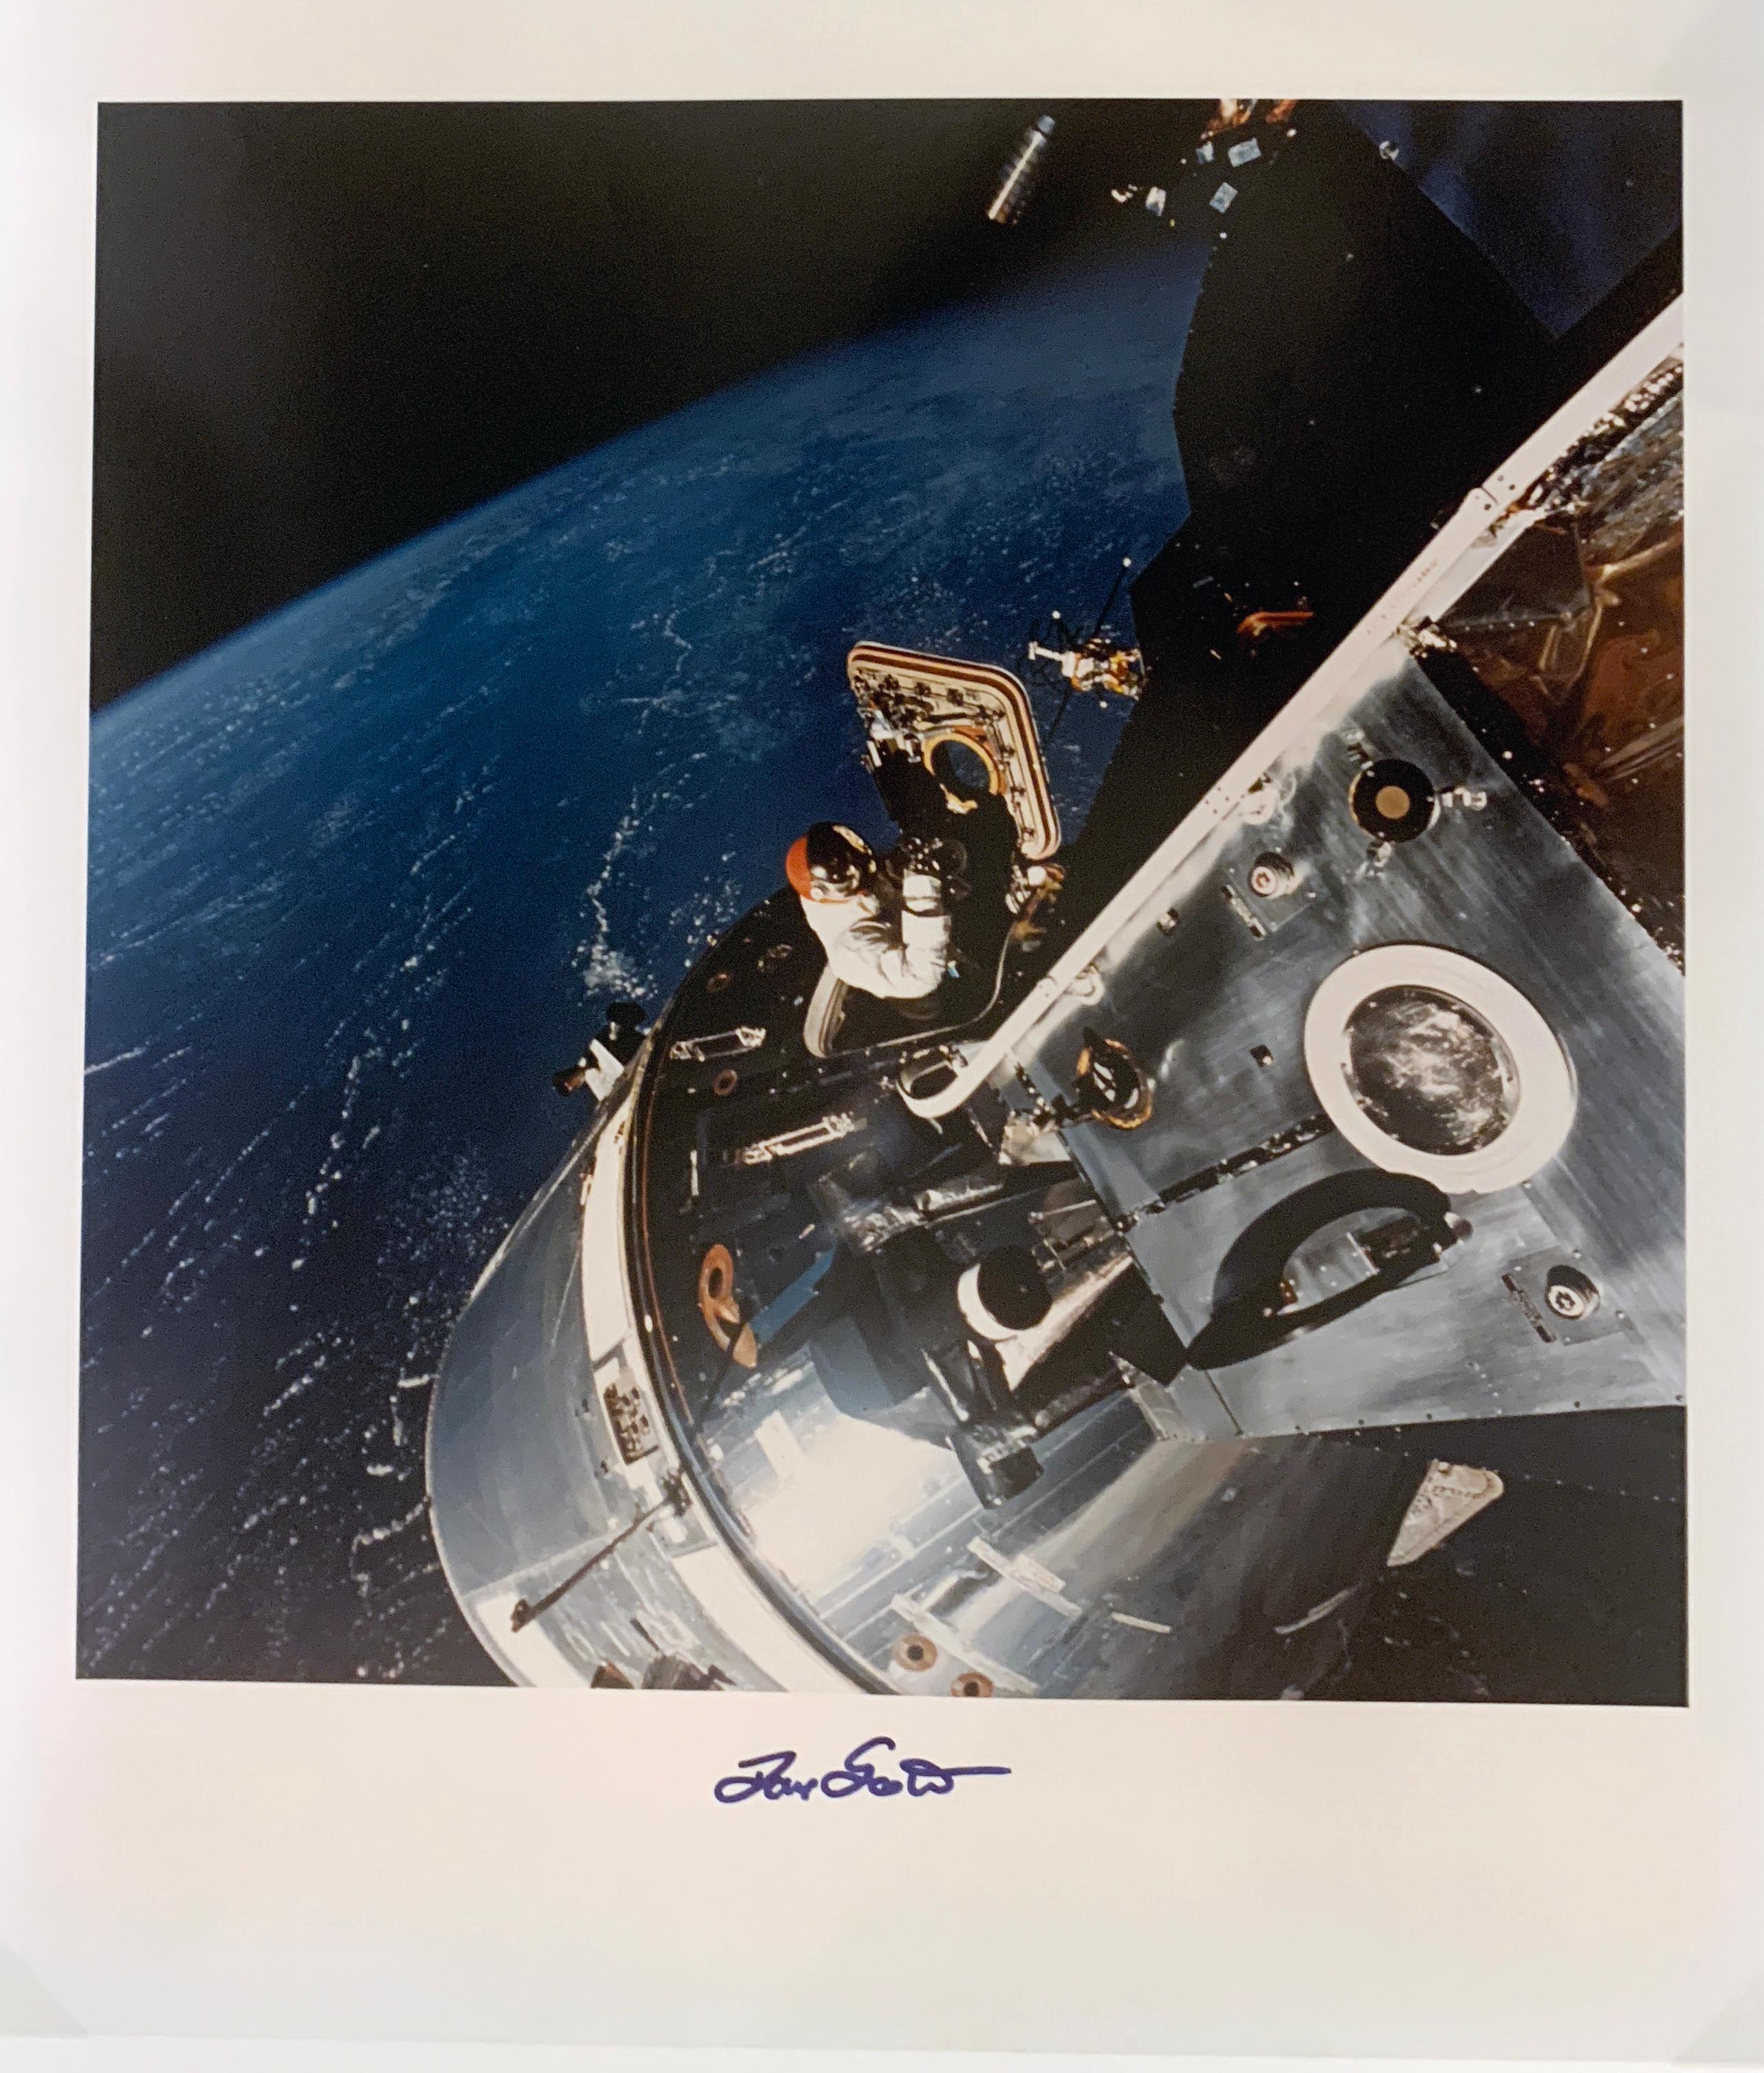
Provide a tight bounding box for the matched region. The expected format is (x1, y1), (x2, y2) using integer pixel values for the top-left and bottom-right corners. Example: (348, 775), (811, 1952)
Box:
(81, 97), (1684, 1699)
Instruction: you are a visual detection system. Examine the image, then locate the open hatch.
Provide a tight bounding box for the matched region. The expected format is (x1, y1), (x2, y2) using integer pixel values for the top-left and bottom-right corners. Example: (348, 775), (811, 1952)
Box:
(805, 643), (1066, 1057)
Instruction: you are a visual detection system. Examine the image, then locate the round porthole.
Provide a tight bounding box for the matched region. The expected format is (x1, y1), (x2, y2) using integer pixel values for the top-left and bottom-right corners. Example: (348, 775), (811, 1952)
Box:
(1303, 945), (1575, 1194)
(923, 728), (1001, 800)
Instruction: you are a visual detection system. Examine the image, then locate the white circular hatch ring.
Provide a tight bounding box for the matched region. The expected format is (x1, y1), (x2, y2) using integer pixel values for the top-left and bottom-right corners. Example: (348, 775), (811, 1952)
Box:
(1303, 944), (1577, 1195)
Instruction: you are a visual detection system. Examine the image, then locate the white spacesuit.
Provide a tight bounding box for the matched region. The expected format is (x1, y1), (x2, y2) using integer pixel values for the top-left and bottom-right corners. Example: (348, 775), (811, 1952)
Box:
(786, 822), (953, 1002)
(800, 877), (951, 1000)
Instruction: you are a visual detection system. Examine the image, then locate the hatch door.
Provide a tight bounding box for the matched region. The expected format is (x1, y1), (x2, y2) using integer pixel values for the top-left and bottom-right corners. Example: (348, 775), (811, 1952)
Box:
(846, 642), (1060, 861)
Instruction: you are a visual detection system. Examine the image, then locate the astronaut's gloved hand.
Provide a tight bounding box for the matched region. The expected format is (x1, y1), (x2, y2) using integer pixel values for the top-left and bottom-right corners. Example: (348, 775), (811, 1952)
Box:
(893, 833), (971, 911)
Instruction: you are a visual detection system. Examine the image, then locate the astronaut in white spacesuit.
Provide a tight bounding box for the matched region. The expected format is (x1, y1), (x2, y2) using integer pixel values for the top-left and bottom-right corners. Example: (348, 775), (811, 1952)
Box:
(785, 822), (963, 1002)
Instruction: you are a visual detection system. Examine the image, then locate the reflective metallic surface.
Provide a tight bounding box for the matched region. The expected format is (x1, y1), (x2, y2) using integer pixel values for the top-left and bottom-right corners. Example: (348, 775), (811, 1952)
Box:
(1012, 644), (1682, 1437)
(426, 165), (1683, 1699)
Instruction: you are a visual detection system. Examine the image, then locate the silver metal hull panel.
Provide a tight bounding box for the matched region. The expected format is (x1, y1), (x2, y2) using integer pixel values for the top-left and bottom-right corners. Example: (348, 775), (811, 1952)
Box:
(427, 1132), (626, 1605)
(687, 1333), (1421, 1696)
(1016, 651), (1683, 1435)
(427, 1113), (813, 1689)
(843, 1418), (1423, 1700)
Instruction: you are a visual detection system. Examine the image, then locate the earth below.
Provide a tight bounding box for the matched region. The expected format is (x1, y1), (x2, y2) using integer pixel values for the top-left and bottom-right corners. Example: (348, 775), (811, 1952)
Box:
(80, 249), (1202, 1682)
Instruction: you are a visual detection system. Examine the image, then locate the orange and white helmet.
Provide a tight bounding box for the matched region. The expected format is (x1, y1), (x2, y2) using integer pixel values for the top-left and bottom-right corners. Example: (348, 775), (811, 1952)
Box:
(785, 822), (872, 900)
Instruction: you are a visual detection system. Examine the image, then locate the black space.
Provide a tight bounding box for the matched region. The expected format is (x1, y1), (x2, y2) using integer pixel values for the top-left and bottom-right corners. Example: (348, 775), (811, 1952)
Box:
(1320, 1410), (1686, 1703)
(92, 99), (1213, 709)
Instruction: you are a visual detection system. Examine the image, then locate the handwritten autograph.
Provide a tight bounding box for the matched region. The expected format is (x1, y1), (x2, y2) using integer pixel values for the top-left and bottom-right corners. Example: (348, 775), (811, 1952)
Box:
(713, 1735), (1011, 1803)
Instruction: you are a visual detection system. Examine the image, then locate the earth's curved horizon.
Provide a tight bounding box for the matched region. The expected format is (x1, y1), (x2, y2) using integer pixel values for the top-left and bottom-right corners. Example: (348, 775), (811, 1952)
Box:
(80, 245), (1204, 1681)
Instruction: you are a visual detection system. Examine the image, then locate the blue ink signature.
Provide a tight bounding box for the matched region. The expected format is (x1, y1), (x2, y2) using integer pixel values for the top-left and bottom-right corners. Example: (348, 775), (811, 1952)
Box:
(713, 1735), (1011, 1803)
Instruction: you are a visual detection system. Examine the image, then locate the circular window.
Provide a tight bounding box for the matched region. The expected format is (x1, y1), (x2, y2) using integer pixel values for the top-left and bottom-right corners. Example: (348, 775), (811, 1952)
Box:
(924, 731), (999, 801)
(1344, 986), (1519, 1155)
(1304, 946), (1575, 1193)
